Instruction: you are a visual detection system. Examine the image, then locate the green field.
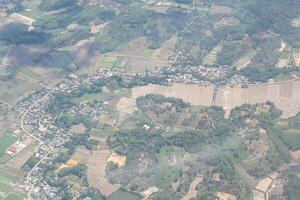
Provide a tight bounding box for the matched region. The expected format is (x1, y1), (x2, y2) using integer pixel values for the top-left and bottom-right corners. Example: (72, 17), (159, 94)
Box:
(143, 49), (154, 57)
(108, 189), (142, 200)
(4, 193), (24, 200)
(0, 133), (17, 160)
(274, 73), (293, 82)
(154, 165), (181, 189)
(0, 181), (12, 193)
(203, 45), (222, 66)
(0, 174), (14, 194)
(71, 92), (109, 104)
(145, 62), (157, 72)
(113, 57), (131, 70)
(102, 56), (118, 68)
(89, 128), (117, 137)
(292, 17), (300, 27)
(281, 129), (300, 150)
(157, 146), (184, 165)
(0, 174), (26, 199)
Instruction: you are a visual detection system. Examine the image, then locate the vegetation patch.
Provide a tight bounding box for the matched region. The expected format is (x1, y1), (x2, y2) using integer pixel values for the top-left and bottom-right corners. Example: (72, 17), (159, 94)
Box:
(0, 133), (17, 162)
(203, 45), (222, 66)
(107, 189), (142, 200)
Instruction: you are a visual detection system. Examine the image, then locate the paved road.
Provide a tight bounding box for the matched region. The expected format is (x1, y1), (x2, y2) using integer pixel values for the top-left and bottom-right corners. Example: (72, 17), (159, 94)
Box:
(20, 87), (56, 199)
(20, 88), (55, 144)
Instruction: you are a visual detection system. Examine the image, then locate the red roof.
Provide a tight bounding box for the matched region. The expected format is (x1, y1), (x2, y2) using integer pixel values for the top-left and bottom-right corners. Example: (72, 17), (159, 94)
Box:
(8, 146), (17, 153)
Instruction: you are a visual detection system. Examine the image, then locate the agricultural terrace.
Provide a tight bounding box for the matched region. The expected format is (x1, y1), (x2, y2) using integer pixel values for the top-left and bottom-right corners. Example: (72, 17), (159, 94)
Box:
(132, 79), (300, 119)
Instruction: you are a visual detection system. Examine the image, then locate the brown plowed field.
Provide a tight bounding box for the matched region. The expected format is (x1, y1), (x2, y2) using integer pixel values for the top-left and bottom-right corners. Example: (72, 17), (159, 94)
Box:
(132, 79), (300, 118)
(132, 83), (215, 107)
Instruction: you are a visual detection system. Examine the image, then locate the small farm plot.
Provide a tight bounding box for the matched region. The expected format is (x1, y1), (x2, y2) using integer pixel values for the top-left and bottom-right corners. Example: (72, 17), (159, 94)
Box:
(9, 13), (35, 26)
(87, 148), (119, 196)
(0, 133), (17, 163)
(71, 146), (91, 164)
(71, 91), (110, 105)
(108, 189), (142, 200)
(203, 45), (222, 66)
(109, 37), (173, 73)
(4, 141), (37, 170)
(281, 129), (300, 150)
(4, 193), (25, 200)
(211, 5), (235, 15)
(73, 36), (174, 74)
(292, 49), (300, 66)
(181, 175), (204, 200)
(68, 141), (120, 196)
(143, 5), (169, 13)
(113, 57), (130, 70)
(101, 56), (118, 68)
(277, 50), (292, 68)
(233, 49), (256, 70)
(292, 17), (300, 27)
(0, 173), (26, 200)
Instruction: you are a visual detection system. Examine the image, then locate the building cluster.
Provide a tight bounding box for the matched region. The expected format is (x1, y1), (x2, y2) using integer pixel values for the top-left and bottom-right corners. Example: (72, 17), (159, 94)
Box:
(7, 64), (251, 199)
(9, 71), (121, 199)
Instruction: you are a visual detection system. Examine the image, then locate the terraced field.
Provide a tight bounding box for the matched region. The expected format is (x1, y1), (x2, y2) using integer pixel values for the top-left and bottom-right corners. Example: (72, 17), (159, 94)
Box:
(132, 79), (300, 118)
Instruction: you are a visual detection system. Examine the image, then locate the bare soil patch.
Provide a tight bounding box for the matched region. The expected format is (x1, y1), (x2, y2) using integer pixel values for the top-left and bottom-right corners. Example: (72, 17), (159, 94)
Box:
(291, 149), (300, 160)
(107, 152), (126, 167)
(255, 177), (272, 193)
(215, 192), (237, 200)
(141, 186), (160, 199)
(86, 140), (120, 196)
(116, 97), (136, 114)
(278, 40), (286, 52)
(133, 79), (300, 119)
(215, 80), (300, 118)
(65, 143), (119, 196)
(59, 159), (80, 170)
(87, 149), (119, 196)
(90, 22), (109, 34)
(5, 141), (36, 170)
(277, 58), (289, 68)
(9, 13), (35, 26)
(98, 113), (116, 127)
(293, 49), (300, 66)
(252, 189), (265, 200)
(181, 175), (203, 200)
(71, 123), (87, 134)
(234, 50), (256, 70)
(71, 146), (91, 163)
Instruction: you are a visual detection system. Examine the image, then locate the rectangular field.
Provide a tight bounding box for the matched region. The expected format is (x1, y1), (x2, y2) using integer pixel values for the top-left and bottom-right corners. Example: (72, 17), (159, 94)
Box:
(108, 189), (141, 200)
(203, 45), (222, 66)
(0, 133), (17, 163)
